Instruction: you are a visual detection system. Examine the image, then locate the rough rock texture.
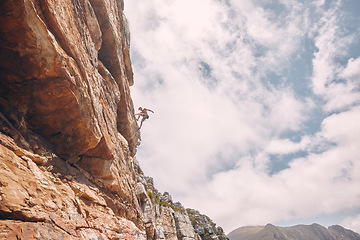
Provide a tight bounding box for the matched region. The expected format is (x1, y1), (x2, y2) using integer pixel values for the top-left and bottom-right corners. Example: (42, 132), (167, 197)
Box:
(0, 0), (142, 238)
(133, 162), (229, 240)
(135, 169), (201, 240)
(174, 211), (197, 240)
(0, 0), (228, 239)
(0, 132), (145, 239)
(187, 209), (229, 240)
(227, 223), (360, 240)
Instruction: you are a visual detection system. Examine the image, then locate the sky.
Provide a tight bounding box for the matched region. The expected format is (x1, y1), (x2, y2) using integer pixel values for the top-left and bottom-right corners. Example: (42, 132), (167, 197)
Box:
(124, 0), (360, 234)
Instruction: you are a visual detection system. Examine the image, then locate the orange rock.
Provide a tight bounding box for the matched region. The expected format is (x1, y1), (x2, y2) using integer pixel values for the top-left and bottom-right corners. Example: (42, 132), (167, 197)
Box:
(0, 0), (145, 238)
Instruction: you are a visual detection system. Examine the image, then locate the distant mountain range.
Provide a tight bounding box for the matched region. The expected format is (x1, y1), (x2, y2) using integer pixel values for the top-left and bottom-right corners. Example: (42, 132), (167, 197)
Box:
(228, 223), (360, 240)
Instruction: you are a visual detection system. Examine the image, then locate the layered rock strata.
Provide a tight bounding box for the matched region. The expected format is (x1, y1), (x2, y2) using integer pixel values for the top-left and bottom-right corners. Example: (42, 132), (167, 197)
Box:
(0, 0), (227, 239)
(0, 0), (143, 238)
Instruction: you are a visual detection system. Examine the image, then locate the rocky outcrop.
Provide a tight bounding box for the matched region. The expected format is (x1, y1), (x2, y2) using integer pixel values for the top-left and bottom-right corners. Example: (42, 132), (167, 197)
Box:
(186, 209), (229, 240)
(227, 223), (360, 240)
(133, 164), (228, 240)
(0, 132), (145, 239)
(174, 211), (197, 240)
(0, 0), (228, 239)
(135, 163), (200, 240)
(0, 0), (142, 238)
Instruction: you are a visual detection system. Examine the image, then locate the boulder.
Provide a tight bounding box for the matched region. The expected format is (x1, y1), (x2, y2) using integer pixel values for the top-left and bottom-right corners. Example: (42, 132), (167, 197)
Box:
(174, 211), (197, 240)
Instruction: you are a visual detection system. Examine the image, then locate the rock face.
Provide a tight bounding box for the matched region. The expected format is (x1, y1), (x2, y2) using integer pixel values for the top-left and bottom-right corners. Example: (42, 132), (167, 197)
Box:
(0, 0), (227, 239)
(227, 223), (360, 240)
(0, 0), (144, 237)
(186, 209), (229, 240)
(135, 164), (200, 240)
(136, 165), (229, 240)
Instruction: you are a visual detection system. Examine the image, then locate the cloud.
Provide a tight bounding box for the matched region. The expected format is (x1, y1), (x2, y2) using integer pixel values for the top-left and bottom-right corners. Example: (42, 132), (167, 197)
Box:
(340, 57), (360, 80)
(310, 0), (360, 112)
(183, 106), (360, 232)
(265, 136), (310, 155)
(341, 213), (360, 234)
(125, 0), (360, 234)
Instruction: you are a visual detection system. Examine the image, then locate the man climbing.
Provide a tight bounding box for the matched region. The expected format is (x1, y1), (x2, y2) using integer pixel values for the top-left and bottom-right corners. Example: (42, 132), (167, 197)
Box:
(135, 107), (154, 130)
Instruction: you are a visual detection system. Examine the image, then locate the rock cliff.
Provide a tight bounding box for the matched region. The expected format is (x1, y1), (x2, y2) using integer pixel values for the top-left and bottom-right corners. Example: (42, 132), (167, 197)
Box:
(186, 209), (228, 240)
(134, 163), (229, 240)
(227, 223), (360, 240)
(0, 0), (226, 239)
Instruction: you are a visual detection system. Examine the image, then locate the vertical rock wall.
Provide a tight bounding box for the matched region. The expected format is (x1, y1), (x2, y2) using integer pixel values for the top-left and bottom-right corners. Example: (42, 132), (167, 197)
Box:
(0, 0), (144, 238)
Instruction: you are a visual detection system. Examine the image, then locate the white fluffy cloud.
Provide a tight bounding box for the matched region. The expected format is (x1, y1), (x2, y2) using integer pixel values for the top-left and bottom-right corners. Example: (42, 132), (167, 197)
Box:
(342, 213), (360, 234)
(183, 106), (360, 232)
(265, 136), (310, 155)
(125, 0), (360, 234)
(310, 0), (360, 112)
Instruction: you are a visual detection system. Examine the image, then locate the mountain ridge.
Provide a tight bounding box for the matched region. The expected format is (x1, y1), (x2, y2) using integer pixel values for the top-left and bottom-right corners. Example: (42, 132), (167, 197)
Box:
(228, 223), (360, 240)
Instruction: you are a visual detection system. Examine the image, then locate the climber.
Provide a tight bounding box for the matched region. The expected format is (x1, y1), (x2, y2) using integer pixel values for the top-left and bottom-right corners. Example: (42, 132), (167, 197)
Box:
(135, 107), (154, 130)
